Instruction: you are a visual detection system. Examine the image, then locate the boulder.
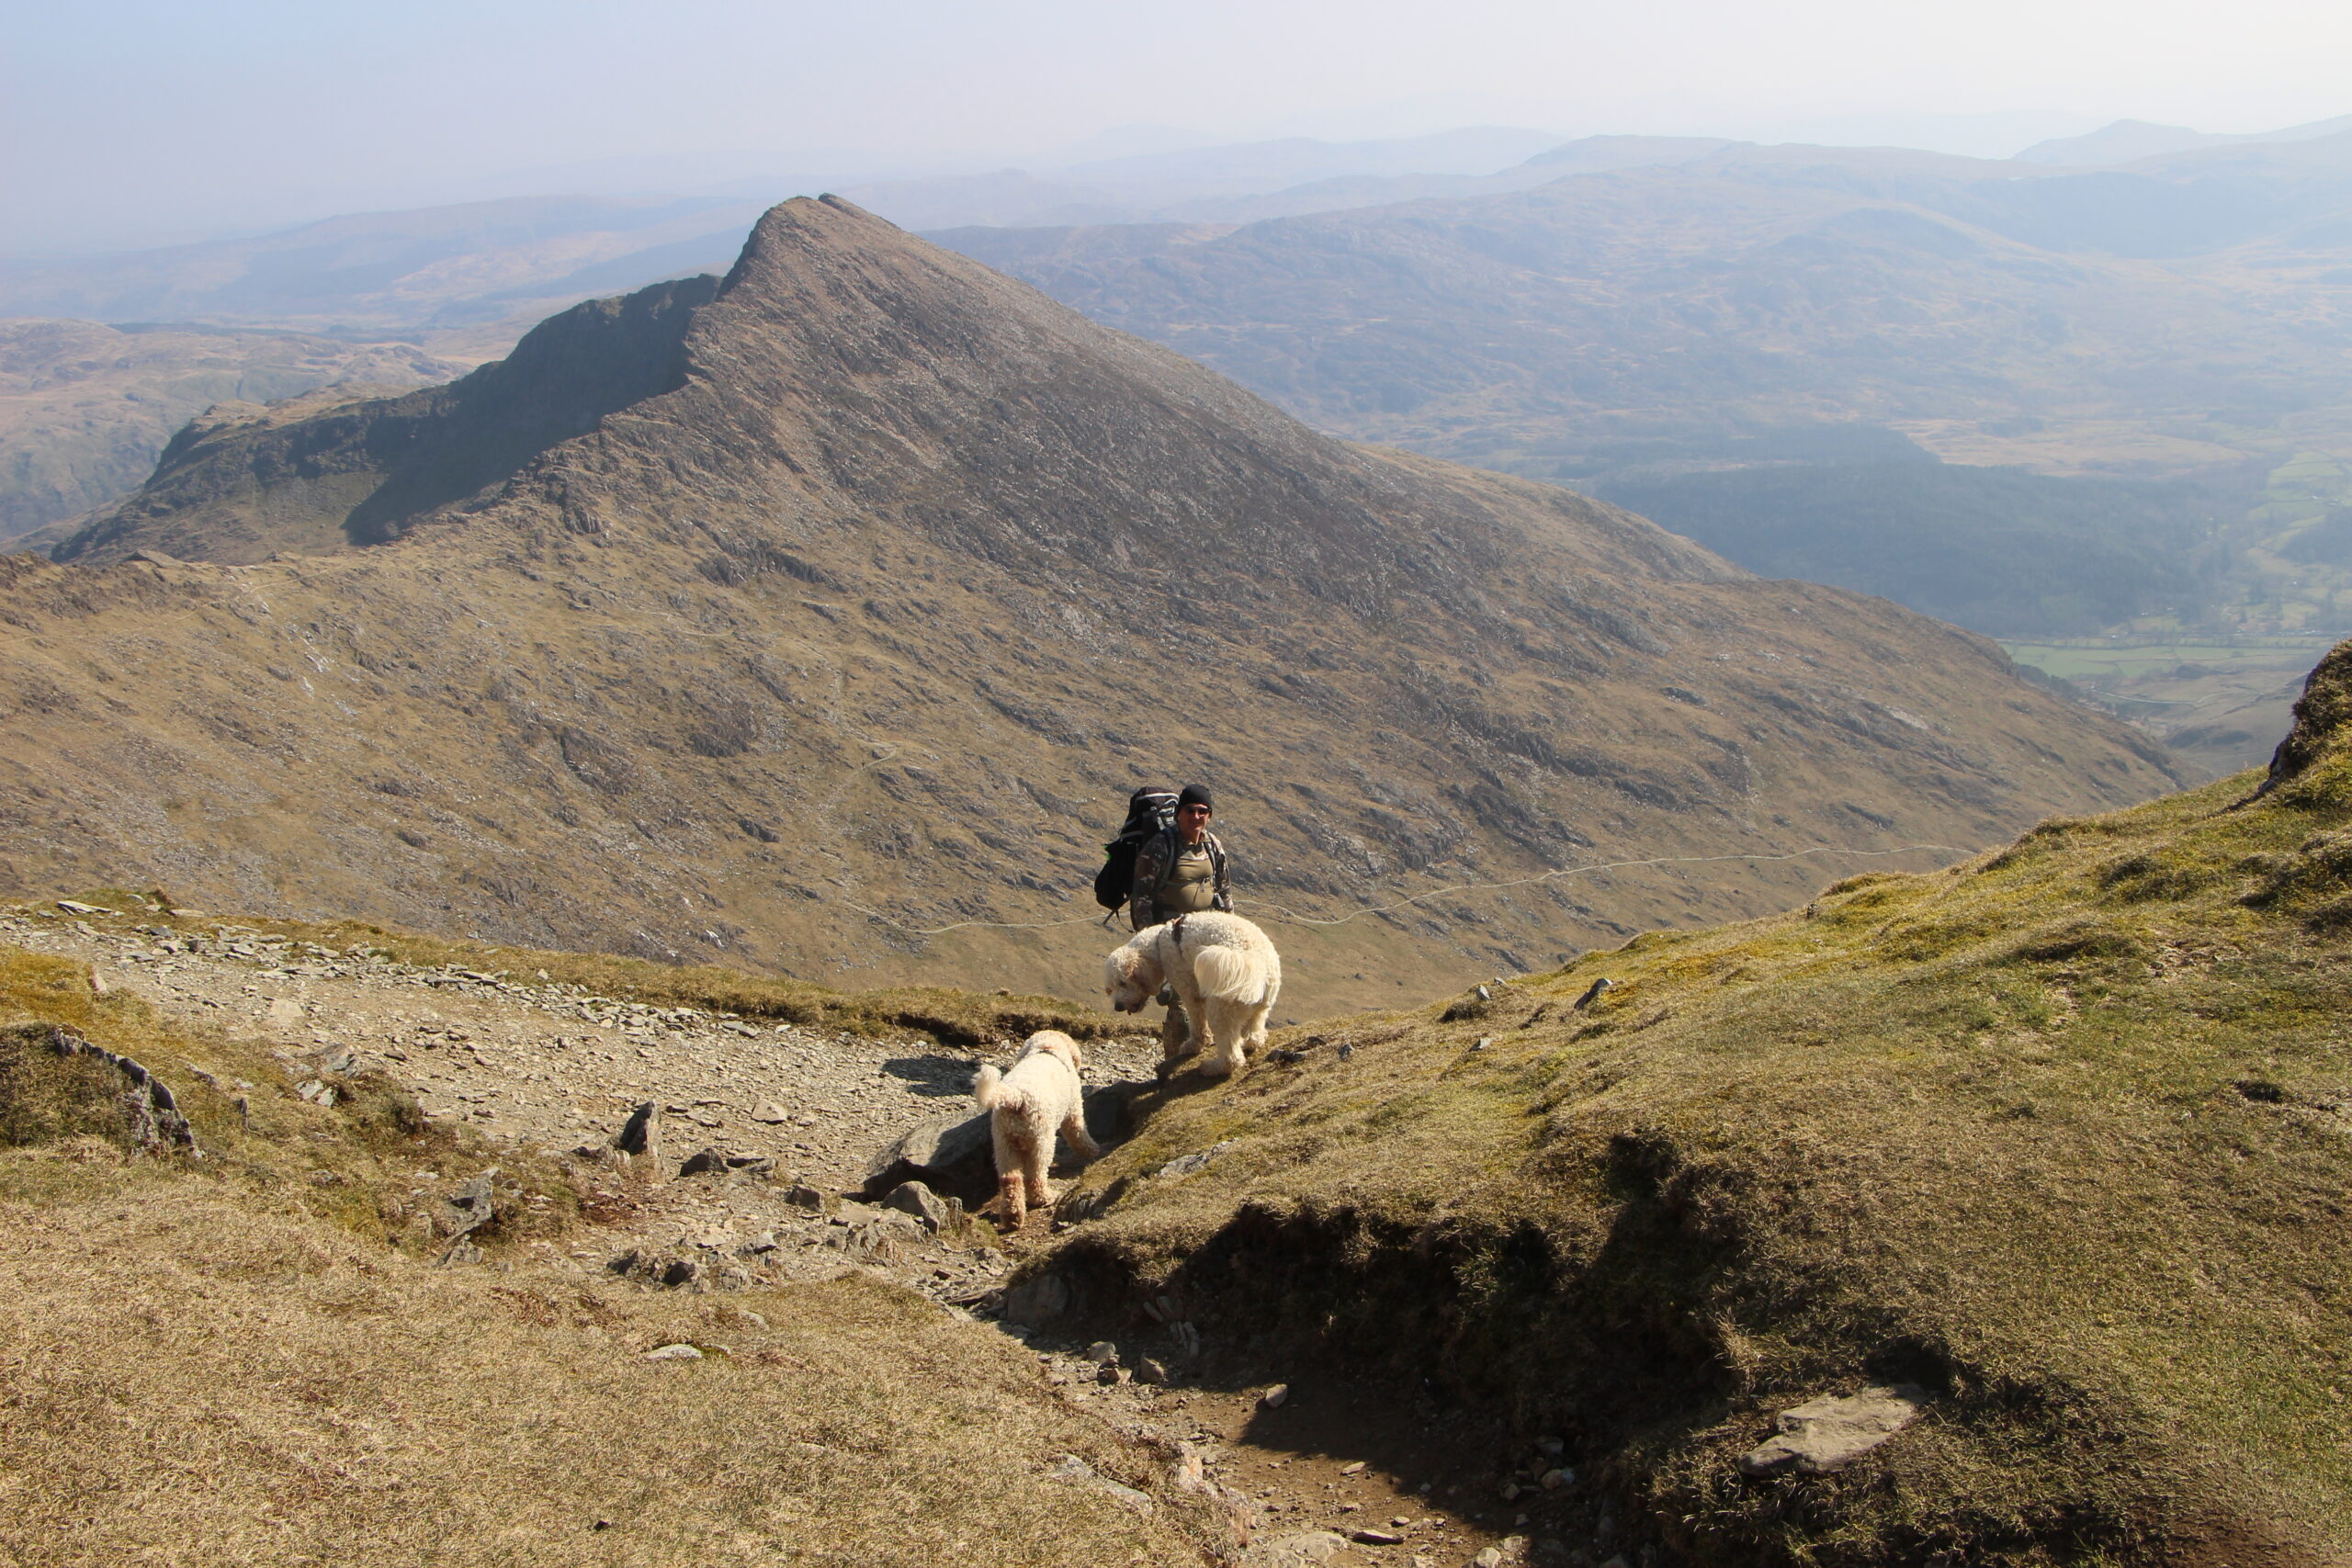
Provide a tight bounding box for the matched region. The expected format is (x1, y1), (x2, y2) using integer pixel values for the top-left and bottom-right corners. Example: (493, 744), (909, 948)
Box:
(1044, 1454), (1153, 1516)
(862, 1110), (994, 1201)
(881, 1179), (952, 1231)
(437, 1171), (496, 1240)
(1081, 1082), (1137, 1145)
(1739, 1384), (1925, 1477)
(612, 1100), (660, 1161)
(678, 1147), (775, 1179)
(864, 1084), (1136, 1202)
(1001, 1269), (1071, 1326)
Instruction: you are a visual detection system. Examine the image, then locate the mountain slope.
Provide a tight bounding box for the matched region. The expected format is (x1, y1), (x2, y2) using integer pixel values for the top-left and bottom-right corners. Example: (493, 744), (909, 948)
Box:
(1040, 647), (2352, 1565)
(0, 320), (464, 543)
(0, 198), (2182, 1011)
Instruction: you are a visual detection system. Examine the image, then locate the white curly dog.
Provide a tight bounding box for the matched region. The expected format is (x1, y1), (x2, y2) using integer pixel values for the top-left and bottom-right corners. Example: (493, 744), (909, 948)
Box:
(1104, 910), (1283, 1079)
(972, 1030), (1101, 1226)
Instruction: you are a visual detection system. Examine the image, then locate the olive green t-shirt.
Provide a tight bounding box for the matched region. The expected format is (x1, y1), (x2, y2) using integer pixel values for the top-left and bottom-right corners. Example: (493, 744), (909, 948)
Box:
(1155, 841), (1219, 916)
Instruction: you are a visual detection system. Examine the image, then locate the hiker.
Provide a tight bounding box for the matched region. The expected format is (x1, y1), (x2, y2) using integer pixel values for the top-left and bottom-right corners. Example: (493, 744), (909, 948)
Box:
(1127, 784), (1232, 931)
(1102, 784), (1231, 1063)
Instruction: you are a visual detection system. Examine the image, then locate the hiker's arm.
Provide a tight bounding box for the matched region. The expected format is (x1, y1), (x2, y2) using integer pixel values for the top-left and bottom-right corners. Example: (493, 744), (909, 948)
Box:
(1212, 838), (1233, 912)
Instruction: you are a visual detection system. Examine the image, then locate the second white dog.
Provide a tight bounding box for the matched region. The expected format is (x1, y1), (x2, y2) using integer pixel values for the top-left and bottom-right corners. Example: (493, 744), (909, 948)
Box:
(972, 1030), (1101, 1226)
(1104, 910), (1283, 1078)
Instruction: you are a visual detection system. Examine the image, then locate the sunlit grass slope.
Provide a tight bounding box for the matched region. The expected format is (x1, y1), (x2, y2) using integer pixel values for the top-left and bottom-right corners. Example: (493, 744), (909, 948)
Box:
(1050, 645), (2352, 1566)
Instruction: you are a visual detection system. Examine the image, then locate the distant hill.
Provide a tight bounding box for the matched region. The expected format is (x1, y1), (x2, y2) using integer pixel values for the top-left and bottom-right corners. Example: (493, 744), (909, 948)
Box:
(0, 129), (1583, 343)
(0, 199), (2179, 1015)
(0, 195), (770, 341)
(2018, 112), (2352, 166)
(0, 320), (466, 543)
(935, 136), (2352, 481)
(936, 134), (2352, 640)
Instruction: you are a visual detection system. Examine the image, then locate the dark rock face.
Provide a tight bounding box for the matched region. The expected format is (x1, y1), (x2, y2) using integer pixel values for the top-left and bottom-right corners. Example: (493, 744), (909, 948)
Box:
(864, 1111), (994, 1201)
(2262, 641), (2352, 791)
(55, 275), (718, 566)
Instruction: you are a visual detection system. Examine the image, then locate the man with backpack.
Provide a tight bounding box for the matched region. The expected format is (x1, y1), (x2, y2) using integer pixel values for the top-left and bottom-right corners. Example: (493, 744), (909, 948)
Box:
(1128, 784), (1230, 930)
(1094, 784), (1232, 1064)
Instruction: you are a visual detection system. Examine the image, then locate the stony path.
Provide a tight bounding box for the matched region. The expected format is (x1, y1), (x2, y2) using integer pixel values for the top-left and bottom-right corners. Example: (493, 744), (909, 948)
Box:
(4, 901), (1552, 1567)
(0, 903), (1162, 1304)
(6, 907), (1156, 1185)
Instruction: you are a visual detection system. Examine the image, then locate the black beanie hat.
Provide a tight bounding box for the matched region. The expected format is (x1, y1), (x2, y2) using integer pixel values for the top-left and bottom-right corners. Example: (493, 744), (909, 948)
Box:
(1178, 784), (1214, 811)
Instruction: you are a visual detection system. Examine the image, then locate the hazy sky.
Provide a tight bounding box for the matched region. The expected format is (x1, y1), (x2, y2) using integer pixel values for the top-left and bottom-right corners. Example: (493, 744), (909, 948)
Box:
(6, 0), (2349, 252)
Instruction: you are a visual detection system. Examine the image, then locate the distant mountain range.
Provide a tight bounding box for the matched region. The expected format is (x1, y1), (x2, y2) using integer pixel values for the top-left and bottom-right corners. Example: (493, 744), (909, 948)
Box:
(937, 130), (2352, 649)
(2018, 112), (2352, 166)
(0, 200), (2180, 1011)
(0, 129), (1580, 338)
(6, 116), (2350, 661)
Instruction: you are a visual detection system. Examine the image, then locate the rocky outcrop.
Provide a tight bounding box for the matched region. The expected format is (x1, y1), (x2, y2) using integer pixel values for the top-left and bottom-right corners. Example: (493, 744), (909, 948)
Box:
(54, 275), (718, 566)
(2257, 639), (2352, 794)
(1, 1021), (198, 1156)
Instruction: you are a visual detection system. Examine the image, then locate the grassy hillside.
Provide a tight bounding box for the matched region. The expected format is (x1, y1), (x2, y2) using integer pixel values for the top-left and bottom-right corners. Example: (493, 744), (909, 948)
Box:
(1034, 643), (2352, 1564)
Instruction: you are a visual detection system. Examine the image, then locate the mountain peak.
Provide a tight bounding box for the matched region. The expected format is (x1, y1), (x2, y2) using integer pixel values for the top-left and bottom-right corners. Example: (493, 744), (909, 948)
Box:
(0, 201), (2184, 1008)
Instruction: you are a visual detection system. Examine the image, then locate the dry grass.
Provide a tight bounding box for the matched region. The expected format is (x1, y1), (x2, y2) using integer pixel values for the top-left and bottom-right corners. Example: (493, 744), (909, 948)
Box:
(0, 945), (1205, 1566)
(0, 941), (583, 1254)
(1035, 666), (2352, 1564)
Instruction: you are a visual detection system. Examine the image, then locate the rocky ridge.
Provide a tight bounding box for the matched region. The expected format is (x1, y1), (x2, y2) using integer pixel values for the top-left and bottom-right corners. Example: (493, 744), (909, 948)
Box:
(0, 197), (2184, 1012)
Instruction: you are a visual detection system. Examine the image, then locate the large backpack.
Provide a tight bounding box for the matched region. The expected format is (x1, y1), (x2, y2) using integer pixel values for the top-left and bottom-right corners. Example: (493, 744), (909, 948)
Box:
(1092, 787), (1180, 910)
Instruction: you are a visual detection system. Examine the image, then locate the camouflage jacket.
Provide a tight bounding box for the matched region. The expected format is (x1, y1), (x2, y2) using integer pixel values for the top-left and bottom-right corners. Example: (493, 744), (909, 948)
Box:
(1128, 828), (1231, 929)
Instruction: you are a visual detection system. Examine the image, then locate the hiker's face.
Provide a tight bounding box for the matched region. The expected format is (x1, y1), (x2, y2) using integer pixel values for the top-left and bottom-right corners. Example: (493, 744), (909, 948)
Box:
(1178, 803), (1211, 843)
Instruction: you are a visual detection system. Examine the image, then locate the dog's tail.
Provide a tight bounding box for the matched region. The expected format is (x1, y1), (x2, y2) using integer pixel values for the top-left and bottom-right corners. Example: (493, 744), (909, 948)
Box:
(974, 1063), (1021, 1113)
(1193, 945), (1269, 1005)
